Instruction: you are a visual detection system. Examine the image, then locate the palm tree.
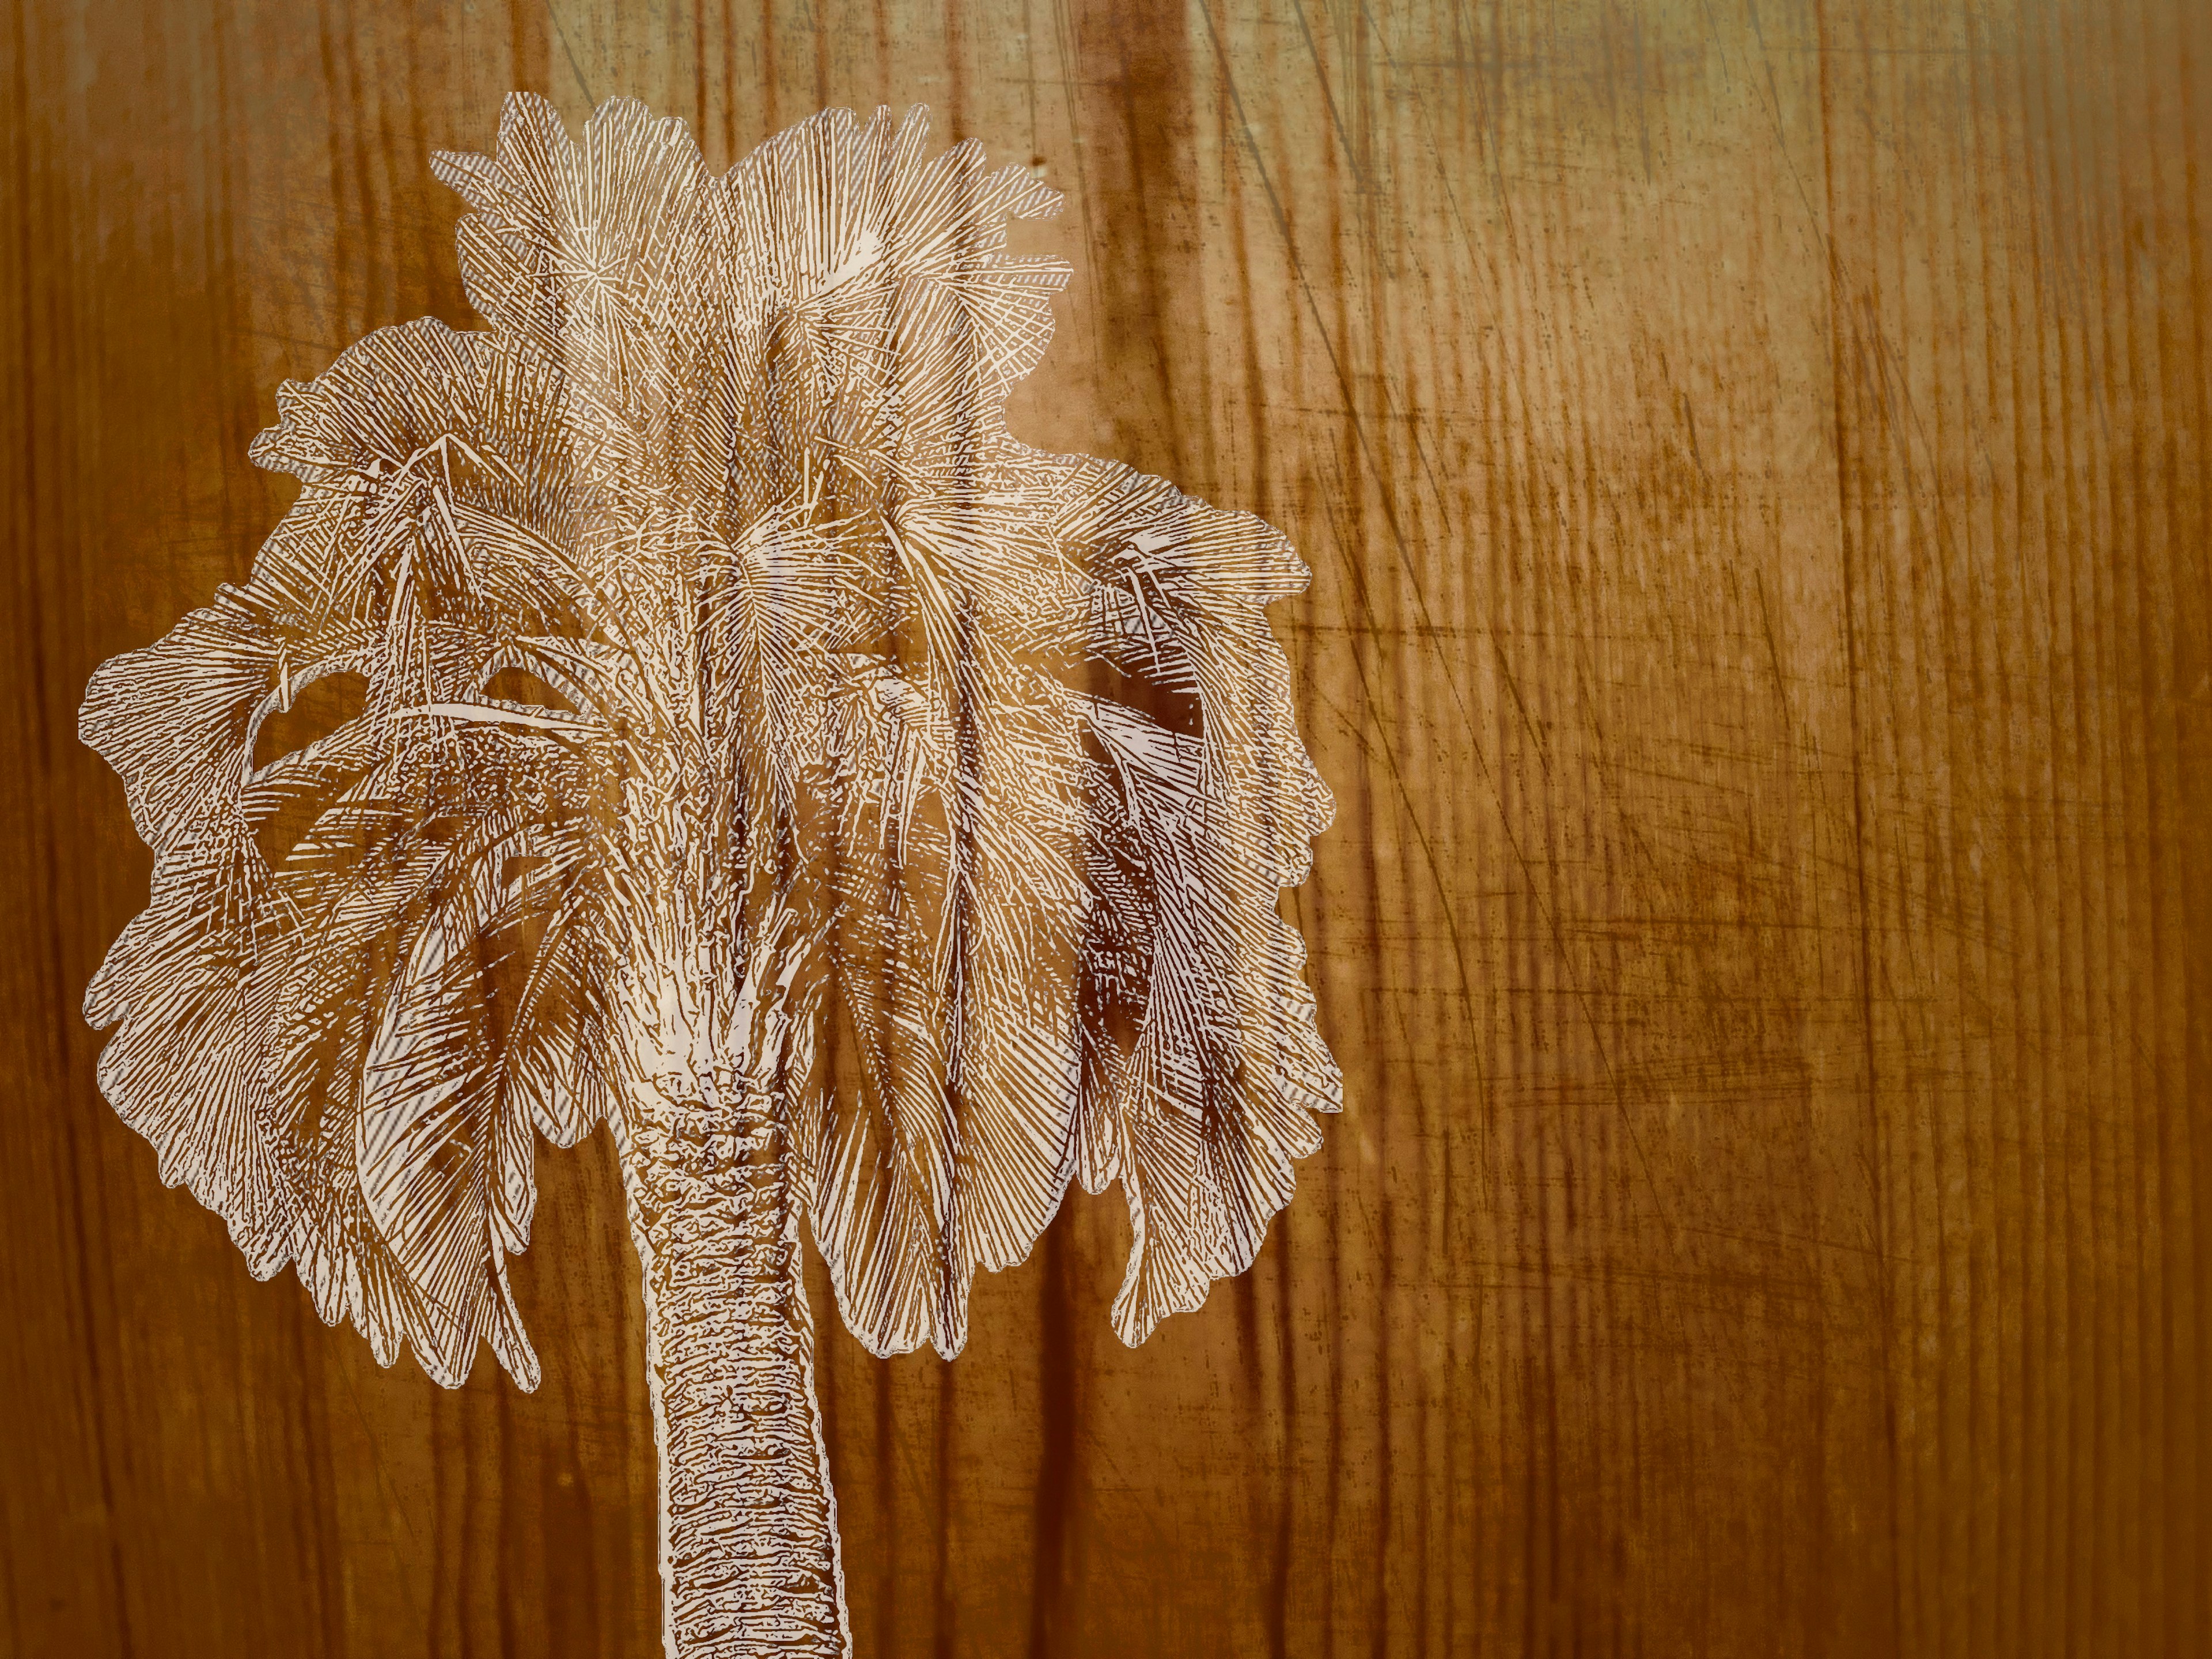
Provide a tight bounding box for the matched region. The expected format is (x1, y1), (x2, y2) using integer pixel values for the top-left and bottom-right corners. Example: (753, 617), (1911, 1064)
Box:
(82, 94), (1339, 1658)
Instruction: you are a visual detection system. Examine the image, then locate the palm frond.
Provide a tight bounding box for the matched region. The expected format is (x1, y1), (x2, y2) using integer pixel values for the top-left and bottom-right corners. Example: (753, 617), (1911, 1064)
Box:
(85, 94), (1339, 1391)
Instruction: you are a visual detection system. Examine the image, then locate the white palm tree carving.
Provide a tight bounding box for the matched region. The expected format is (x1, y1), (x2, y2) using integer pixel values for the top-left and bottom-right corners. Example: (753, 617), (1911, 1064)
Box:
(82, 95), (1339, 1658)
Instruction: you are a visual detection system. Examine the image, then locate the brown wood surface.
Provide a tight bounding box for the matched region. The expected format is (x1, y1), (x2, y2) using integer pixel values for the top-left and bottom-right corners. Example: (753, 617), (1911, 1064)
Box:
(5, 1), (2209, 1654)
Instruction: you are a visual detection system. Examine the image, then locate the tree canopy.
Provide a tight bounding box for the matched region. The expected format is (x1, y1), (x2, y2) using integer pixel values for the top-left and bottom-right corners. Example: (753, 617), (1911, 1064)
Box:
(83, 95), (1341, 1392)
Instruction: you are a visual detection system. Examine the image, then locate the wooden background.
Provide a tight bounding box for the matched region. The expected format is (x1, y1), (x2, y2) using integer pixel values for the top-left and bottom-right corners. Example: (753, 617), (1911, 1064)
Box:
(5, 0), (2209, 1653)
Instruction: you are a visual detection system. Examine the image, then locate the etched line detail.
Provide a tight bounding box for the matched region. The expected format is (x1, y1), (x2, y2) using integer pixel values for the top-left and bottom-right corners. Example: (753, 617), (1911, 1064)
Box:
(81, 95), (1340, 1657)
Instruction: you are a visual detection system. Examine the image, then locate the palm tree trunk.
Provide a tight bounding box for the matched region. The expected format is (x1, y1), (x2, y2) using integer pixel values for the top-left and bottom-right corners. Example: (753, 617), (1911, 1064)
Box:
(615, 1064), (850, 1658)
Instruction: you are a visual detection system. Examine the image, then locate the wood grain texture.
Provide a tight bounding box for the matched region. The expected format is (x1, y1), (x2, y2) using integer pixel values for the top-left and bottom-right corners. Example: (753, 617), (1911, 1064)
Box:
(3, 1), (2206, 1655)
